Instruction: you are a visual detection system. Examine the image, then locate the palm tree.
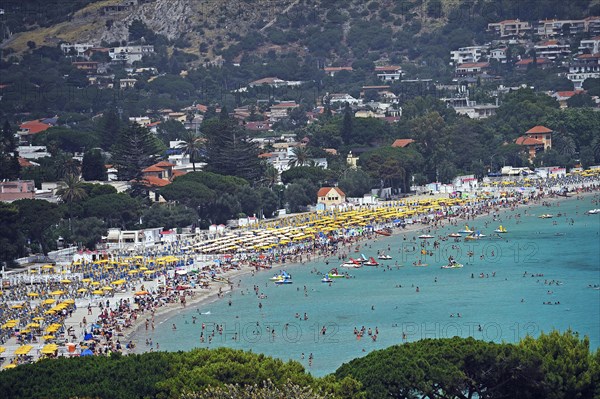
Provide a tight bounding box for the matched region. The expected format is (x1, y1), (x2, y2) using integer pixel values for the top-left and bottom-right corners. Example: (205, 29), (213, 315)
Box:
(288, 146), (311, 168)
(553, 131), (576, 157)
(592, 136), (600, 163)
(56, 174), (87, 232)
(262, 165), (279, 188)
(178, 130), (203, 172)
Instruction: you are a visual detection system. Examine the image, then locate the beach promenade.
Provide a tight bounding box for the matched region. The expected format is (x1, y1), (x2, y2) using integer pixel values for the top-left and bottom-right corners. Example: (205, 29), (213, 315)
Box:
(1, 172), (599, 369)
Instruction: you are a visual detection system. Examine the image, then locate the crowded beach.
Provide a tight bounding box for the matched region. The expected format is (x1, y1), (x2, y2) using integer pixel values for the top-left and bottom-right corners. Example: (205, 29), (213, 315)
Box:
(1, 171), (599, 369)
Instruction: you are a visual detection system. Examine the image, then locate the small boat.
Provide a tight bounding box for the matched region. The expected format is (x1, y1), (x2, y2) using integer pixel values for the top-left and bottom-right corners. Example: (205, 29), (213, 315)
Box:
(539, 214), (554, 219)
(274, 278), (293, 284)
(327, 268), (346, 278)
(413, 262), (428, 267)
(269, 271), (292, 281)
(363, 257), (379, 266)
(418, 234), (434, 239)
(377, 253), (392, 260)
(587, 209), (600, 215)
(321, 277), (333, 283)
(441, 262), (463, 269)
(458, 225), (474, 234)
(340, 259), (362, 268)
(465, 231), (486, 241)
(494, 225), (507, 233)
(375, 228), (392, 236)
(448, 233), (461, 238)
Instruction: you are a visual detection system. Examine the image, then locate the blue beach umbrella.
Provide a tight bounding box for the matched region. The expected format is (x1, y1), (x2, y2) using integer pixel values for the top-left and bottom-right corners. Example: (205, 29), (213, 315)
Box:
(81, 348), (94, 356)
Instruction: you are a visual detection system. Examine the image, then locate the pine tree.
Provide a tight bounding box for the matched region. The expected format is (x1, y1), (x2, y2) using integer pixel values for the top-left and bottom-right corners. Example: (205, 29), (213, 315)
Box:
(202, 117), (263, 183)
(0, 120), (21, 180)
(112, 123), (161, 191)
(82, 149), (108, 181)
(341, 104), (353, 145)
(98, 108), (122, 151)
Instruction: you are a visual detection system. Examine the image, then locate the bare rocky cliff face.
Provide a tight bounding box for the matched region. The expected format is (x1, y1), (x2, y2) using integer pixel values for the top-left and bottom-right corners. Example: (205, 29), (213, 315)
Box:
(100, 0), (193, 43)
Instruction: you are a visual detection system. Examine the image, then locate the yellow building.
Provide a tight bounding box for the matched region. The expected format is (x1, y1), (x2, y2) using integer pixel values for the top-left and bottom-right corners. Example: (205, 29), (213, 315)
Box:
(317, 187), (346, 209)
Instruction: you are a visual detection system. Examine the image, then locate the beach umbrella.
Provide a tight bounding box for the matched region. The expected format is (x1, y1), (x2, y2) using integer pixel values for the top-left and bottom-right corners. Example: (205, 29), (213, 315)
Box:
(101, 286), (113, 291)
(92, 290), (104, 295)
(32, 316), (45, 321)
(60, 279), (72, 284)
(43, 335), (55, 341)
(134, 291), (149, 296)
(111, 279), (126, 285)
(11, 304), (24, 309)
(81, 348), (94, 356)
(14, 345), (33, 356)
(42, 299), (56, 305)
(0, 347), (5, 354)
(50, 290), (65, 296)
(27, 292), (39, 297)
(3, 364), (16, 370)
(77, 288), (88, 293)
(81, 278), (92, 283)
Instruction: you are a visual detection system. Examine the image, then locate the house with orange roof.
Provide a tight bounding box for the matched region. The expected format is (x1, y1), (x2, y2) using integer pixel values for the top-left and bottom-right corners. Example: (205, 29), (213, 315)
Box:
(18, 119), (54, 144)
(317, 187), (346, 209)
(550, 90), (586, 108)
(391, 139), (415, 148)
(534, 40), (571, 60)
(515, 57), (552, 71)
(324, 66), (353, 76)
(140, 161), (182, 202)
(515, 126), (553, 160)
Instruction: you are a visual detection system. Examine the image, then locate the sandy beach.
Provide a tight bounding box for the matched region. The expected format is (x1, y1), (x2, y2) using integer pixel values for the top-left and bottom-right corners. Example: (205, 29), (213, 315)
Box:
(1, 175), (599, 367)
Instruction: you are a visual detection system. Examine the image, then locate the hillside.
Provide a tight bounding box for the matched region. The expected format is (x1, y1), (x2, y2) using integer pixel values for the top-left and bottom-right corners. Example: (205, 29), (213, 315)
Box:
(2, 0), (595, 66)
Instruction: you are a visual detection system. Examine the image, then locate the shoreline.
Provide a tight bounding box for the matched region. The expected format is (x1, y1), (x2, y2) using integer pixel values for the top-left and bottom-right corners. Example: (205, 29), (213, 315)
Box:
(2, 187), (598, 366)
(125, 190), (599, 351)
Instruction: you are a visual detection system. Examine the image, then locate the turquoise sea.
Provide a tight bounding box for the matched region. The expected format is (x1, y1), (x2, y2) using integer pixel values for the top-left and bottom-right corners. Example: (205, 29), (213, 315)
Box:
(144, 196), (600, 376)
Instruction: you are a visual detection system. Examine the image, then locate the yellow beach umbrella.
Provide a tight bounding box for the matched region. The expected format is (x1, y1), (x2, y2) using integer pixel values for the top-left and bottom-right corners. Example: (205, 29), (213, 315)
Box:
(11, 304), (24, 309)
(77, 288), (88, 293)
(111, 279), (126, 285)
(101, 286), (113, 291)
(81, 278), (92, 283)
(43, 335), (55, 341)
(42, 299), (56, 305)
(50, 290), (65, 296)
(3, 364), (16, 369)
(92, 290), (104, 295)
(90, 282), (100, 286)
(0, 347), (5, 354)
(60, 279), (72, 284)
(32, 316), (45, 321)
(40, 344), (59, 354)
(27, 292), (39, 297)
(62, 299), (75, 305)
(14, 345), (33, 355)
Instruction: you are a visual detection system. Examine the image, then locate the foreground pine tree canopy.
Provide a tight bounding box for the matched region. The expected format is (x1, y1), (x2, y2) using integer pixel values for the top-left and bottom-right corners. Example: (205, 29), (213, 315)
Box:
(0, 332), (597, 399)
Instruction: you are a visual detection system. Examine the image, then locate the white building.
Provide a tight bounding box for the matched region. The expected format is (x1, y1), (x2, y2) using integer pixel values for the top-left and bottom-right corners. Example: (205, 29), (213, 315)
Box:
(326, 93), (361, 106)
(579, 36), (600, 54)
(450, 46), (489, 65)
(536, 17), (600, 37)
(375, 66), (404, 82)
(489, 47), (507, 63)
(534, 40), (571, 60)
(453, 101), (499, 119)
(567, 53), (600, 89)
(109, 45), (154, 64)
(60, 43), (94, 57)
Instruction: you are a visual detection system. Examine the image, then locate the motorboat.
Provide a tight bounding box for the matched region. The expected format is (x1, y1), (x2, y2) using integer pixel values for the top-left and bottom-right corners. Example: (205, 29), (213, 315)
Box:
(539, 214), (554, 219)
(465, 231), (486, 241)
(494, 225), (507, 233)
(327, 268), (346, 278)
(441, 262), (463, 269)
(587, 209), (600, 215)
(340, 259), (362, 268)
(363, 257), (379, 266)
(321, 277), (333, 283)
(377, 253), (392, 260)
(274, 278), (293, 284)
(413, 261), (428, 267)
(375, 228), (392, 236)
(418, 234), (434, 239)
(448, 233), (461, 238)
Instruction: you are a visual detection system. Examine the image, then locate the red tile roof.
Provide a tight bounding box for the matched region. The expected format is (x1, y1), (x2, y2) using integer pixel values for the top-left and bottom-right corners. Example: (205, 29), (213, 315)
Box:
(375, 66), (401, 71)
(153, 161), (175, 168)
(526, 125), (553, 134)
(142, 165), (164, 173)
(171, 169), (186, 177)
(516, 136), (544, 146)
(18, 157), (34, 167)
(515, 58), (551, 65)
(392, 138), (415, 148)
(141, 176), (170, 187)
(317, 187), (345, 197)
(258, 153), (273, 158)
(577, 53), (600, 59)
(19, 120), (51, 134)
(555, 90), (585, 98)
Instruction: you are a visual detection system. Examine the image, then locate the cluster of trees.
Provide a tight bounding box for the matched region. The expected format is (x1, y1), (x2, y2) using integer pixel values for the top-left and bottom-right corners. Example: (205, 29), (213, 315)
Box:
(0, 333), (597, 399)
(336, 330), (599, 399)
